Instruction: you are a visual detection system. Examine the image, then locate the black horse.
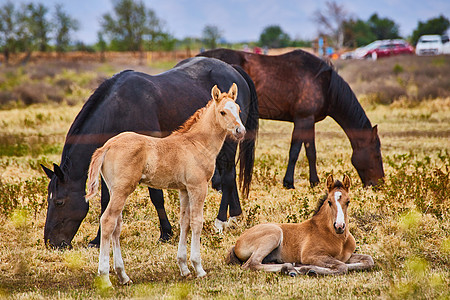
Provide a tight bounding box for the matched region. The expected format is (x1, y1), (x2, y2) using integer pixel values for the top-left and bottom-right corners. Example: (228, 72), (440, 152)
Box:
(41, 57), (258, 249)
(199, 49), (384, 188)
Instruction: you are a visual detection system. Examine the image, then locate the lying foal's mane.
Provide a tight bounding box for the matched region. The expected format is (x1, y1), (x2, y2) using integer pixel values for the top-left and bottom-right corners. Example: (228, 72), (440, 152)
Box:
(313, 180), (344, 216)
(173, 99), (214, 134)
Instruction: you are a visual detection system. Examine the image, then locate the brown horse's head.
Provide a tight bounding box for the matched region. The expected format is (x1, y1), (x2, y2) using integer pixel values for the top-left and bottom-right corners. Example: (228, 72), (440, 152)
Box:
(211, 83), (246, 141)
(324, 174), (351, 235)
(351, 125), (385, 187)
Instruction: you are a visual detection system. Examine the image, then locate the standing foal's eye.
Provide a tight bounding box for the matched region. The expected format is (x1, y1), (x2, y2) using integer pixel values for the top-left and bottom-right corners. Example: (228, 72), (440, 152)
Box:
(220, 111), (226, 116)
(328, 200), (332, 206)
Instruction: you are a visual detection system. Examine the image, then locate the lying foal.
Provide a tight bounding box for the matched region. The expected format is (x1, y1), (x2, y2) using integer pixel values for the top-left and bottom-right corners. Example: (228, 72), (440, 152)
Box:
(227, 174), (374, 276)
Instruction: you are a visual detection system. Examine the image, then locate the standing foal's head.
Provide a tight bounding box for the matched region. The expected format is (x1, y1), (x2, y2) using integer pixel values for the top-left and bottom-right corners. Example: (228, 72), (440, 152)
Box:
(325, 174), (351, 234)
(211, 83), (246, 141)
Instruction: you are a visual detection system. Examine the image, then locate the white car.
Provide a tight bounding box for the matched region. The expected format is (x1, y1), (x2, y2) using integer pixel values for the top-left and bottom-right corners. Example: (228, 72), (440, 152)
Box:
(415, 35), (450, 55)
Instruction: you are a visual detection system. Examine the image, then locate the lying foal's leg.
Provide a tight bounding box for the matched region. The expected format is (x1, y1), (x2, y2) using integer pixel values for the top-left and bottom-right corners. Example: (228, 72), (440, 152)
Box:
(236, 225), (297, 276)
(295, 255), (349, 275)
(345, 253), (374, 271)
(177, 189), (191, 277)
(112, 213), (131, 285)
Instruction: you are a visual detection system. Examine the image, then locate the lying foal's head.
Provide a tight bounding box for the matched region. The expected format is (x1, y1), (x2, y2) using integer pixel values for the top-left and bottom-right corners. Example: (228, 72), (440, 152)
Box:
(211, 83), (246, 140)
(322, 174), (351, 234)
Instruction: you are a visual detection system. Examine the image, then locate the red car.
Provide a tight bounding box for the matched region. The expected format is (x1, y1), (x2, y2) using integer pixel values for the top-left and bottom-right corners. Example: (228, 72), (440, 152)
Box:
(353, 39), (414, 60)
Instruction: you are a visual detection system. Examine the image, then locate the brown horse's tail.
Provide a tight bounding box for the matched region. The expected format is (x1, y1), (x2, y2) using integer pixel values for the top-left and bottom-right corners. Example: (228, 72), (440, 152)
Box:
(232, 65), (259, 198)
(85, 146), (108, 201)
(225, 246), (242, 265)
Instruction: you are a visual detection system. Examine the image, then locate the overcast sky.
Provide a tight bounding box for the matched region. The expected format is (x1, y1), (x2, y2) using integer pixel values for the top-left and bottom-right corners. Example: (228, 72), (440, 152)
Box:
(14, 0), (450, 44)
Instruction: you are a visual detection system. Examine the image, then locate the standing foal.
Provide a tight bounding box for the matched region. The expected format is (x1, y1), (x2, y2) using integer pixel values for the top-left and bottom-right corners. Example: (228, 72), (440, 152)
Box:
(86, 84), (245, 286)
(227, 174), (374, 276)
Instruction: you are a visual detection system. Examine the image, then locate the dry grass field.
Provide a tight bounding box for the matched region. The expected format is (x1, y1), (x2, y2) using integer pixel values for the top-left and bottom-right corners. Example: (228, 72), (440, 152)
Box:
(0, 54), (449, 299)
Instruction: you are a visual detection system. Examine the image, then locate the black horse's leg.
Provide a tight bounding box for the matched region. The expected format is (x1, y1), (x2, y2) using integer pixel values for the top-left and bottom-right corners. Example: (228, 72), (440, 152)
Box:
(148, 188), (173, 242)
(215, 140), (240, 231)
(88, 177), (110, 248)
(283, 116), (318, 189)
(211, 168), (222, 192)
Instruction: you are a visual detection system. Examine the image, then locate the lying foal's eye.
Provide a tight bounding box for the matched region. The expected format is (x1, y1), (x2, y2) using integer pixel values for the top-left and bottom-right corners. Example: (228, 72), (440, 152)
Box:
(328, 201), (332, 206)
(220, 111), (226, 116)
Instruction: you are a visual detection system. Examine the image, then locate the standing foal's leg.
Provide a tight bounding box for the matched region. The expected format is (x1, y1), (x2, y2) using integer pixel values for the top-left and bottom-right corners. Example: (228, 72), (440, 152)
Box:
(188, 184), (207, 277)
(98, 204), (119, 287)
(112, 213), (131, 284)
(177, 189), (191, 277)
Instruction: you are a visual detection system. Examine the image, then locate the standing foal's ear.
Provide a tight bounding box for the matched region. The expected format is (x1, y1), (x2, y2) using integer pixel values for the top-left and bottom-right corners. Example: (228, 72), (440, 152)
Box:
(326, 174), (334, 191)
(211, 85), (221, 102)
(228, 83), (238, 101)
(343, 174), (351, 191)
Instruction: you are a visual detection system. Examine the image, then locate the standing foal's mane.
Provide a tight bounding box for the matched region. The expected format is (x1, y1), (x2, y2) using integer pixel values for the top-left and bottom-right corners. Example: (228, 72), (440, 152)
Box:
(173, 99), (214, 134)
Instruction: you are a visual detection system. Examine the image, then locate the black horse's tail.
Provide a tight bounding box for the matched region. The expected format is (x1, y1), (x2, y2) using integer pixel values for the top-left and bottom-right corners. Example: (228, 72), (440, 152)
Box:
(232, 65), (259, 198)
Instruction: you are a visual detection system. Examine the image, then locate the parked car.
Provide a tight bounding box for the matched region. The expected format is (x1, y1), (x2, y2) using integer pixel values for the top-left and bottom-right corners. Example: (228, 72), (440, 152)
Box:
(353, 39), (414, 60)
(415, 34), (450, 55)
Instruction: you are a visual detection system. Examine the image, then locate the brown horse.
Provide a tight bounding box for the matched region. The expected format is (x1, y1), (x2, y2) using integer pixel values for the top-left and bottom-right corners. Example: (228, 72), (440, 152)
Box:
(199, 49), (384, 188)
(85, 84), (245, 286)
(226, 174), (374, 276)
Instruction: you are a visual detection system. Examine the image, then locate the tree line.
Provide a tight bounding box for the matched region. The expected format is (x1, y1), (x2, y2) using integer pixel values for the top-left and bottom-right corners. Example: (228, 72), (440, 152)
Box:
(1, 0), (449, 64)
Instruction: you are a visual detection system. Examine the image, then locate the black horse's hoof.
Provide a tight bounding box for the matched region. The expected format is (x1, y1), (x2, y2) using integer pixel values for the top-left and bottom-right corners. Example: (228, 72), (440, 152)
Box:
(158, 231), (173, 243)
(88, 242), (100, 248)
(283, 180), (295, 189)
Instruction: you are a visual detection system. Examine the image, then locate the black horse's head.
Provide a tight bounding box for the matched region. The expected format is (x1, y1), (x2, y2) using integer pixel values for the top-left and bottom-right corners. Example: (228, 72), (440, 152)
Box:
(42, 163), (89, 249)
(351, 125), (385, 187)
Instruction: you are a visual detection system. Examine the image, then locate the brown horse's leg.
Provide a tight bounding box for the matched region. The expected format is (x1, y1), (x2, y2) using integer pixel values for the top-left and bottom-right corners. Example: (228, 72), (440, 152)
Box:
(177, 189), (191, 277)
(112, 213), (131, 285)
(283, 116), (319, 189)
(346, 253), (374, 271)
(188, 184), (207, 277)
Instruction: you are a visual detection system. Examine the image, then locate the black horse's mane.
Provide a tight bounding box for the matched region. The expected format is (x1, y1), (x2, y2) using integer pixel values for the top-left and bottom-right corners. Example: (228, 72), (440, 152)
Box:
(313, 180), (344, 216)
(66, 70), (133, 137)
(60, 70), (133, 171)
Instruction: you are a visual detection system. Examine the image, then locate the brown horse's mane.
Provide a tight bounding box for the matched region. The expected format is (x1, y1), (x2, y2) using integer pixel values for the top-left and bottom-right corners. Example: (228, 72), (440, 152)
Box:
(313, 180), (344, 216)
(173, 98), (215, 135)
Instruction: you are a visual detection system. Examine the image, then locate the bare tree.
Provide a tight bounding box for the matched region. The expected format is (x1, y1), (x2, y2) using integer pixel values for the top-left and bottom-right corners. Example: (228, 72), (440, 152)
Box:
(202, 25), (223, 49)
(313, 1), (348, 50)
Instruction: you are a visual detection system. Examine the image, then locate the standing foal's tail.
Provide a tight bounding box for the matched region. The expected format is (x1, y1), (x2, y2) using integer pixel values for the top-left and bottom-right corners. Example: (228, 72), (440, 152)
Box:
(233, 65), (259, 198)
(85, 147), (108, 201)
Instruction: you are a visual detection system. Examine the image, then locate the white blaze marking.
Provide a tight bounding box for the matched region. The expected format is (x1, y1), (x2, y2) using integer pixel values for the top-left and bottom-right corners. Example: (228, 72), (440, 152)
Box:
(334, 191), (345, 227)
(49, 192), (53, 199)
(224, 101), (244, 128)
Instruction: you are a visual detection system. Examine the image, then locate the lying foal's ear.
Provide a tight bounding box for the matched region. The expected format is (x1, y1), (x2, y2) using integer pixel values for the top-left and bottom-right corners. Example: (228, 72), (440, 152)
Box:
(343, 174), (351, 191)
(211, 85), (221, 102)
(326, 174), (334, 191)
(228, 83), (238, 101)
